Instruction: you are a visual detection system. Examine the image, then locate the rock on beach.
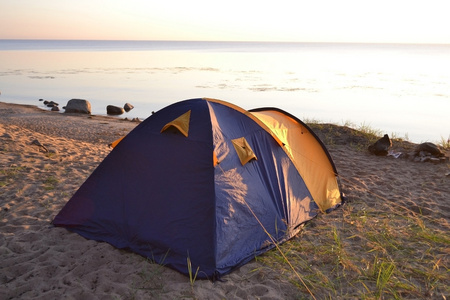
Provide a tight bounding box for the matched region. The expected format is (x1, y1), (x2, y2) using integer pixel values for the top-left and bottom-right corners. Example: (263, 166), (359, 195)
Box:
(368, 134), (392, 156)
(64, 99), (91, 114)
(106, 105), (125, 115)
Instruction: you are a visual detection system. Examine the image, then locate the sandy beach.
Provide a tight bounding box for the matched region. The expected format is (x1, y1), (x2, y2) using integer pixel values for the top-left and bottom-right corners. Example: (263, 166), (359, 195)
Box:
(1, 101), (448, 299)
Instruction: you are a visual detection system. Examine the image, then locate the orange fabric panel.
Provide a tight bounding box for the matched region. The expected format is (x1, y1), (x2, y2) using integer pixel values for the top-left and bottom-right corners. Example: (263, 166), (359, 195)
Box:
(204, 98), (284, 147)
(109, 136), (125, 148)
(251, 110), (341, 211)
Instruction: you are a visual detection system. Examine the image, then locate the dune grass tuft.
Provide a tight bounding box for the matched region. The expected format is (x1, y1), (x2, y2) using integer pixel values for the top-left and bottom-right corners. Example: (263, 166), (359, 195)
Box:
(256, 194), (449, 299)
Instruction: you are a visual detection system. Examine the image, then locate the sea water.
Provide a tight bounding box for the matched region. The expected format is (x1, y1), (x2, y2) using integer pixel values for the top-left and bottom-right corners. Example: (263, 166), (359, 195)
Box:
(0, 40), (449, 143)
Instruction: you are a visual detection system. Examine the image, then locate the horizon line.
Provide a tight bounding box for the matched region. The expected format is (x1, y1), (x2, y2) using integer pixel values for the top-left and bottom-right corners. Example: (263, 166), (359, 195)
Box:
(1, 38), (449, 46)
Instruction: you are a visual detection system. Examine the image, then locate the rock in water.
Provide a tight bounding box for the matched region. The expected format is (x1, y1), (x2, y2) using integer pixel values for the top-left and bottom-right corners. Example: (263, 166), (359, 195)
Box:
(64, 99), (91, 114)
(124, 103), (134, 112)
(368, 134), (392, 156)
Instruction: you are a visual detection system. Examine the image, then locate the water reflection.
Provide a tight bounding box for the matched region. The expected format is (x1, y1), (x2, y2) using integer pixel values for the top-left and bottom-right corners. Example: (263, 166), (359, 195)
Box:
(0, 44), (449, 143)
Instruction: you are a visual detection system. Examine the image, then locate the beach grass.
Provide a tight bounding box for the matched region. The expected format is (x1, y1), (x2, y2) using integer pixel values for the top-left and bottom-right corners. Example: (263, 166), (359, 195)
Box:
(0, 165), (27, 190)
(187, 255), (200, 290)
(438, 136), (450, 149)
(43, 175), (59, 190)
(251, 121), (450, 299)
(308, 119), (450, 152)
(256, 191), (449, 299)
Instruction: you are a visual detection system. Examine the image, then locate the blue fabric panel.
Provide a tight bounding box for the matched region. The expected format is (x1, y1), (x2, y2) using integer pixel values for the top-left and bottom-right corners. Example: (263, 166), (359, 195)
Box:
(208, 102), (317, 276)
(54, 99), (217, 278)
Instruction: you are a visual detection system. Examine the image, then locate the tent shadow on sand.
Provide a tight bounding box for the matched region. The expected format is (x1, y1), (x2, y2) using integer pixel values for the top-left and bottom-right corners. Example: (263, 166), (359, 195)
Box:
(53, 98), (344, 280)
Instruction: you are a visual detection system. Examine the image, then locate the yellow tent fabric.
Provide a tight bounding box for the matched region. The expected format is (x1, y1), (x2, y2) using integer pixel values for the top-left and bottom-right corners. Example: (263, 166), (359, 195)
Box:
(161, 110), (191, 137)
(250, 110), (341, 212)
(205, 98), (284, 147)
(231, 137), (257, 166)
(109, 136), (125, 149)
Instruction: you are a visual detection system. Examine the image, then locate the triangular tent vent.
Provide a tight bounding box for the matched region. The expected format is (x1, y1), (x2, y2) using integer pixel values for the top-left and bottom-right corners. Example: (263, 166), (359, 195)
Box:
(232, 137), (257, 165)
(161, 110), (191, 137)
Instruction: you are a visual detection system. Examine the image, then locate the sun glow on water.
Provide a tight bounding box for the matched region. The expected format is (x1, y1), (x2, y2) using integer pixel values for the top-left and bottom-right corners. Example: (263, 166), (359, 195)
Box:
(0, 41), (449, 143)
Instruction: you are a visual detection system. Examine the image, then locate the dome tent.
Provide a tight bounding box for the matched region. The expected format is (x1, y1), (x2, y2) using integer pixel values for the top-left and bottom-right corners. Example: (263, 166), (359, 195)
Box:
(53, 98), (342, 279)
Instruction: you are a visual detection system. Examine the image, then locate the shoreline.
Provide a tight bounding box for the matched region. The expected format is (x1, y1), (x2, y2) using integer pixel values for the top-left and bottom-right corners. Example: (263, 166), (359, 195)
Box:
(5, 96), (450, 145)
(0, 101), (448, 299)
(0, 102), (139, 144)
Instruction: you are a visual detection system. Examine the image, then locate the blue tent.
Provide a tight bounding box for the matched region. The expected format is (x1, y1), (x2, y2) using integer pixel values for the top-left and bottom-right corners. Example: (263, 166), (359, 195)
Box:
(53, 98), (342, 279)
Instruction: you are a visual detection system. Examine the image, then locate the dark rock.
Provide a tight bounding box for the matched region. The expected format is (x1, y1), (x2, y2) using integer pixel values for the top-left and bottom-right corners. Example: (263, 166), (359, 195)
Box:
(124, 103), (134, 112)
(39, 98), (43, 101)
(410, 142), (448, 163)
(107, 105), (125, 115)
(51, 106), (60, 112)
(368, 134), (392, 156)
(64, 99), (91, 114)
(415, 142), (443, 157)
(46, 101), (59, 108)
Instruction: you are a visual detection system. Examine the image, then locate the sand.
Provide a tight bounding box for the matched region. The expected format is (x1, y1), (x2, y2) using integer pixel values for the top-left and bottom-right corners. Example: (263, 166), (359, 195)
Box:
(0, 101), (448, 299)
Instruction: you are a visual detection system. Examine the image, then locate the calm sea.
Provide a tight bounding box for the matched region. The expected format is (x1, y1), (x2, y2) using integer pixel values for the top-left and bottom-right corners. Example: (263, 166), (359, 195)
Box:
(0, 40), (449, 143)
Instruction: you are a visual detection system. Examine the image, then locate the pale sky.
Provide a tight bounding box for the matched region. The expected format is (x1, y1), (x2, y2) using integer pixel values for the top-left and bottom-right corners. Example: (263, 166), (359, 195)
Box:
(1, 0), (449, 43)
